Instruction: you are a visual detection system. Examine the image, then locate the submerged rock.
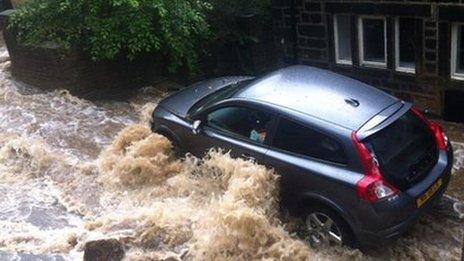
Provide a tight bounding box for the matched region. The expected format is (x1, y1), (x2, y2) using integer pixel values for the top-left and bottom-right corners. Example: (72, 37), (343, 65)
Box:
(83, 239), (124, 261)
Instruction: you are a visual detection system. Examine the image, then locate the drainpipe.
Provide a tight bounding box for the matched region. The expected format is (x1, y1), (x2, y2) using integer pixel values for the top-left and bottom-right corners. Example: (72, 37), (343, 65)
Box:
(290, 0), (298, 64)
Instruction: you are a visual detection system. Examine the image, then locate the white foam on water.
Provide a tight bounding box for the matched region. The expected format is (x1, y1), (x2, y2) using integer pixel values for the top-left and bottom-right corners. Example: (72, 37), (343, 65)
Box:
(451, 141), (464, 174)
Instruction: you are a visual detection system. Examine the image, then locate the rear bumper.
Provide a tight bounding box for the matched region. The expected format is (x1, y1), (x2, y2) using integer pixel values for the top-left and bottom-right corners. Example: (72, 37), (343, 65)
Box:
(355, 176), (449, 247)
(354, 145), (453, 247)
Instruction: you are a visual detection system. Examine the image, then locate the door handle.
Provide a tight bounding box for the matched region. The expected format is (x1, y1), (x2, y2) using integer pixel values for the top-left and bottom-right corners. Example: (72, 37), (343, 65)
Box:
(242, 153), (255, 161)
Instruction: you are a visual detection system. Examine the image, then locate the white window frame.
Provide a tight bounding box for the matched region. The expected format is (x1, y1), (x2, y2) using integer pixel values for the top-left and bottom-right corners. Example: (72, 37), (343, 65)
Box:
(395, 17), (416, 74)
(451, 23), (464, 80)
(334, 14), (352, 65)
(358, 16), (387, 68)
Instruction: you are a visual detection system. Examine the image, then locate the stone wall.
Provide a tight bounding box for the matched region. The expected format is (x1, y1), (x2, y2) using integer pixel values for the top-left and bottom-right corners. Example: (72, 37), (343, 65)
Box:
(273, 0), (464, 122)
(0, 0), (12, 11)
(3, 28), (162, 99)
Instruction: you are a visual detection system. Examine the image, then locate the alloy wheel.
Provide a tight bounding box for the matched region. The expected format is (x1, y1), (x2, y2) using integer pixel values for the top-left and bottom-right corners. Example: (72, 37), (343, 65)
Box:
(305, 212), (343, 247)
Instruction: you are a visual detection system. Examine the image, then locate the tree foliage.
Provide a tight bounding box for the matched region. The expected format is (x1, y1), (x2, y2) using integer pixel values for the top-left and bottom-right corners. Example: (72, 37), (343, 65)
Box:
(10, 0), (212, 71)
(9, 0), (271, 72)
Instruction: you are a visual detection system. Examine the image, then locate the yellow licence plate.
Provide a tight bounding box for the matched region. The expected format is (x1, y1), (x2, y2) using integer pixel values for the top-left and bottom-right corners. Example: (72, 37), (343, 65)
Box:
(416, 178), (443, 208)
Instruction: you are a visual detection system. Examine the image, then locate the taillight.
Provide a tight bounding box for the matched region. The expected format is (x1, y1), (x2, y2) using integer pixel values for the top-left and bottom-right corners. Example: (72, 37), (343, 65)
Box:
(429, 122), (448, 150)
(351, 132), (399, 203)
(411, 107), (448, 151)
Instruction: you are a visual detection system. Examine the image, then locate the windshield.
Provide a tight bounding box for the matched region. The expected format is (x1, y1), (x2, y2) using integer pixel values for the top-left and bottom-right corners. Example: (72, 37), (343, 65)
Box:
(365, 110), (437, 190)
(188, 80), (252, 116)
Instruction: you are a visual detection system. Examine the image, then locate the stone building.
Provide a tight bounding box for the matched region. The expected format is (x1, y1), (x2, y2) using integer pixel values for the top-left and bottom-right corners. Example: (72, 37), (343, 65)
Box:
(273, 0), (464, 122)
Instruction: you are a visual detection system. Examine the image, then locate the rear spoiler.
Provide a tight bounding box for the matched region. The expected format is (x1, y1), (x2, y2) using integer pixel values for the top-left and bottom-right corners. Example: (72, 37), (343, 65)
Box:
(356, 101), (412, 140)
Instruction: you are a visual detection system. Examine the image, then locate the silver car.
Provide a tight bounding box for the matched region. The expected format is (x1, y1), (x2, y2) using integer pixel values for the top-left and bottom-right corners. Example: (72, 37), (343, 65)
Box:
(150, 65), (453, 248)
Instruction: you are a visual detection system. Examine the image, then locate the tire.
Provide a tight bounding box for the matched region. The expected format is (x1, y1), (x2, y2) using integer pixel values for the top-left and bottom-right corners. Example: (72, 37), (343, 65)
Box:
(154, 130), (184, 158)
(302, 206), (357, 248)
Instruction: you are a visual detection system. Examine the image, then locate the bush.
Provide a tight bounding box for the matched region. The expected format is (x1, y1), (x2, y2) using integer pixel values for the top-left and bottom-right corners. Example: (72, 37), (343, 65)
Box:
(10, 0), (212, 71)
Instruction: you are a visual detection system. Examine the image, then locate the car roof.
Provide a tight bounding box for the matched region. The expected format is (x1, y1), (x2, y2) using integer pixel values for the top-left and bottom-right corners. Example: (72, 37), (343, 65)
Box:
(234, 65), (399, 130)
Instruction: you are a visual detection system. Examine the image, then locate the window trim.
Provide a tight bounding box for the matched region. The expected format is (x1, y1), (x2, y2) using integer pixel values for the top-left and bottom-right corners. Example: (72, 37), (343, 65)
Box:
(395, 17), (416, 74)
(187, 79), (254, 117)
(268, 116), (348, 166)
(451, 23), (464, 80)
(333, 14), (352, 65)
(358, 15), (387, 69)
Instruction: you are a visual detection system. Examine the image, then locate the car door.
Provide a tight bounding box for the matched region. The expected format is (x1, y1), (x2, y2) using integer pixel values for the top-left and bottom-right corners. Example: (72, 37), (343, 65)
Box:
(260, 116), (349, 211)
(186, 104), (276, 163)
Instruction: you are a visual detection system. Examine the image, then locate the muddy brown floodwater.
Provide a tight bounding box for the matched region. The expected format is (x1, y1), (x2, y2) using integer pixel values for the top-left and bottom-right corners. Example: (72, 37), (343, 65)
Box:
(0, 44), (462, 260)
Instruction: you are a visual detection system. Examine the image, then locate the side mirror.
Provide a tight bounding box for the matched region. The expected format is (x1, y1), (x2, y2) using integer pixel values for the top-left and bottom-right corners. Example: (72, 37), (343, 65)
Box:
(192, 120), (202, 134)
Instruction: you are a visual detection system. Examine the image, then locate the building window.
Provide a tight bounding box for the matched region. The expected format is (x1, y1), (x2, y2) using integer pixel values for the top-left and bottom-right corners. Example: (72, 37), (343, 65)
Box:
(395, 18), (416, 73)
(451, 24), (464, 80)
(358, 16), (387, 68)
(334, 15), (352, 65)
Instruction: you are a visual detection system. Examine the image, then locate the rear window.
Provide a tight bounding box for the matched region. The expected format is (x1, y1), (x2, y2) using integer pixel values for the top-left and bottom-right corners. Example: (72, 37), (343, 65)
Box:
(272, 118), (347, 164)
(365, 110), (436, 189)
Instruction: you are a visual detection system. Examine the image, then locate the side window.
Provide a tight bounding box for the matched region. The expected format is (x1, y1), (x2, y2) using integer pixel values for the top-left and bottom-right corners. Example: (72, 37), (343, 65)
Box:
(451, 23), (464, 80)
(272, 118), (347, 164)
(205, 106), (273, 143)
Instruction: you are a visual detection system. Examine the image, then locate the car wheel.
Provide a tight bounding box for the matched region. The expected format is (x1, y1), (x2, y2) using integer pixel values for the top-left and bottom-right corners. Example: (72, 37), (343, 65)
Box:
(168, 138), (184, 158)
(303, 207), (356, 248)
(155, 131), (184, 158)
